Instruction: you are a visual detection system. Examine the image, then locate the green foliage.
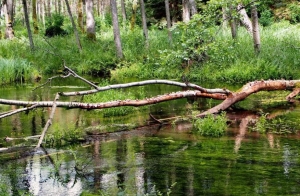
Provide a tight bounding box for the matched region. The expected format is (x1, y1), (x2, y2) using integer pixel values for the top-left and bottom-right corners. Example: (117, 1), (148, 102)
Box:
(288, 2), (300, 23)
(45, 14), (67, 37)
(259, 9), (274, 26)
(192, 112), (227, 137)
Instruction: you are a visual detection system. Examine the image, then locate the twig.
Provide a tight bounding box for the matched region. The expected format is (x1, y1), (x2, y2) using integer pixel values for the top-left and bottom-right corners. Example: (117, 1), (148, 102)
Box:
(32, 73), (72, 91)
(63, 64), (100, 89)
(36, 93), (60, 148)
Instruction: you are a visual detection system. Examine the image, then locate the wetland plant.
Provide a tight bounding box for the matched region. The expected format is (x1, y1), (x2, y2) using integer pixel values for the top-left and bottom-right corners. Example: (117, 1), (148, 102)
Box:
(192, 112), (227, 137)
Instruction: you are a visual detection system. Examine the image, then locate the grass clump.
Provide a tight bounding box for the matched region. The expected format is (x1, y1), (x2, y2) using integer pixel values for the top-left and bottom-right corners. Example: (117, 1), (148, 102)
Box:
(0, 58), (37, 85)
(192, 112), (227, 137)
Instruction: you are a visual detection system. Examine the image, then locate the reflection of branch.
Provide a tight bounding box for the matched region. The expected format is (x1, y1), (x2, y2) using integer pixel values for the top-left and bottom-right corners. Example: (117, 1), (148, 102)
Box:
(0, 104), (38, 119)
(234, 115), (257, 153)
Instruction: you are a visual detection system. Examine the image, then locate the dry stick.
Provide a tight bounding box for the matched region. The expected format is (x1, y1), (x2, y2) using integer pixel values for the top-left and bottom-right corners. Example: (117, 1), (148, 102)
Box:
(60, 79), (231, 96)
(63, 64), (100, 89)
(32, 73), (72, 91)
(36, 93), (60, 148)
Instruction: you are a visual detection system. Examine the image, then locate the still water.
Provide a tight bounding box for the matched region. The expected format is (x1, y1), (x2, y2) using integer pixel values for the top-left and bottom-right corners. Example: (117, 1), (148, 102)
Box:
(1, 79), (300, 195)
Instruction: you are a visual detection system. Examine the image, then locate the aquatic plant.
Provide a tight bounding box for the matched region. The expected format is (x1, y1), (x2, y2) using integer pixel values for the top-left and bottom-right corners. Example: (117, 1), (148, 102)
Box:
(192, 112), (227, 137)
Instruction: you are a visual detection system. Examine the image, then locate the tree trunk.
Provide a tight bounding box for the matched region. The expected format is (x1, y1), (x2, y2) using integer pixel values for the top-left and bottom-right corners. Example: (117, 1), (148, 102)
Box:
(47, 0), (51, 17)
(139, 0), (148, 48)
(77, 0), (84, 32)
(229, 5), (237, 39)
(237, 3), (252, 35)
(165, 0), (172, 43)
(182, 0), (190, 23)
(85, 0), (96, 40)
(120, 0), (126, 27)
(251, 2), (260, 54)
(32, 0), (39, 34)
(65, 0), (82, 52)
(22, 0), (34, 51)
(111, 0), (123, 59)
(0, 3), (3, 39)
(189, 0), (197, 17)
(4, 0), (14, 39)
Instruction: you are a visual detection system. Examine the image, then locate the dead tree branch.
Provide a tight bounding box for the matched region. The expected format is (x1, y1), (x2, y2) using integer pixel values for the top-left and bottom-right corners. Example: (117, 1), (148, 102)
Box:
(36, 93), (60, 148)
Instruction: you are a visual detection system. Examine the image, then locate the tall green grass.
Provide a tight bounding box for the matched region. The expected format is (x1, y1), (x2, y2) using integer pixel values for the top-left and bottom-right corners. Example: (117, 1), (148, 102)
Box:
(0, 58), (35, 85)
(1, 19), (300, 85)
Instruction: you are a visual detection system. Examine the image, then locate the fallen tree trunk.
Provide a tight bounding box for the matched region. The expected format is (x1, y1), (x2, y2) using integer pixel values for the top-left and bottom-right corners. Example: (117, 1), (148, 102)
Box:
(1, 65), (300, 147)
(198, 80), (300, 117)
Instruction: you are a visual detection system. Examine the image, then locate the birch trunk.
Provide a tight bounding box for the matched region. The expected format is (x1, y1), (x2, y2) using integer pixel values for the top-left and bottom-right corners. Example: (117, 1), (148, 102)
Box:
(86, 0), (96, 40)
(111, 0), (123, 58)
(4, 0), (14, 39)
(251, 2), (260, 54)
(237, 3), (252, 35)
(182, 0), (190, 23)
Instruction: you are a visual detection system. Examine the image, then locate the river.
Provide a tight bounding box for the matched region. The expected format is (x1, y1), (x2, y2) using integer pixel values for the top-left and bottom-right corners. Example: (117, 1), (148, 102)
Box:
(1, 78), (300, 195)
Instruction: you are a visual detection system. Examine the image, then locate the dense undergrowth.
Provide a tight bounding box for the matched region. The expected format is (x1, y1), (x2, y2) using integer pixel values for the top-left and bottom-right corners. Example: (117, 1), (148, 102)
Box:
(1, 19), (300, 85)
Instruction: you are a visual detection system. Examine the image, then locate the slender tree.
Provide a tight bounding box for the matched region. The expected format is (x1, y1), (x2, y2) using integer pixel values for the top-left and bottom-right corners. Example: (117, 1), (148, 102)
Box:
(32, 0), (39, 34)
(22, 0), (34, 50)
(65, 0), (82, 52)
(182, 0), (190, 23)
(229, 4), (237, 39)
(0, 3), (3, 39)
(86, 0), (96, 40)
(3, 0), (14, 39)
(165, 0), (172, 43)
(237, 3), (252, 34)
(120, 0), (126, 27)
(140, 0), (148, 48)
(251, 2), (260, 54)
(111, 0), (123, 59)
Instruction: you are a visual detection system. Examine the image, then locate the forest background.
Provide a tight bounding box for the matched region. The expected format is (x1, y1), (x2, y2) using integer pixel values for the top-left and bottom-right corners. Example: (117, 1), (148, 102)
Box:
(0, 0), (300, 86)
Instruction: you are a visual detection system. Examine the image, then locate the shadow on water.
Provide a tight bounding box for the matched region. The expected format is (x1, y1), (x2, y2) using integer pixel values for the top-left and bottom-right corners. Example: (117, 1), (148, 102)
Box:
(1, 79), (300, 195)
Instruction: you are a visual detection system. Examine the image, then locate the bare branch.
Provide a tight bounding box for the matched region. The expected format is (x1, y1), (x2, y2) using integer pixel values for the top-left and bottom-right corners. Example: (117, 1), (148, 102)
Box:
(36, 93), (60, 148)
(60, 80), (231, 96)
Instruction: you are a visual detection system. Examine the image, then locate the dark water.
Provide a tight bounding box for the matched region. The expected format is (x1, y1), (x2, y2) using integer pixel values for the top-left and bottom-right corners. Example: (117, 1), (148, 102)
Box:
(1, 79), (300, 195)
